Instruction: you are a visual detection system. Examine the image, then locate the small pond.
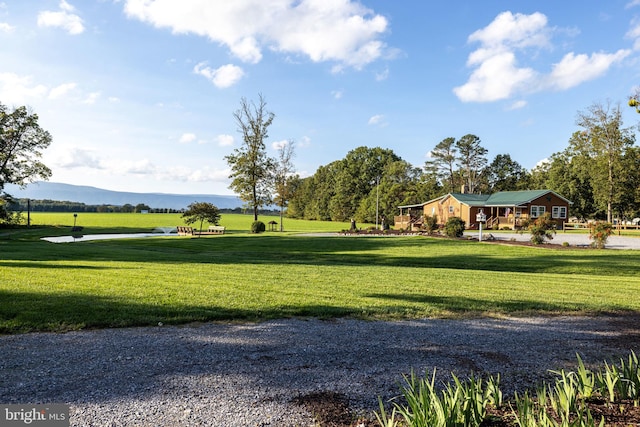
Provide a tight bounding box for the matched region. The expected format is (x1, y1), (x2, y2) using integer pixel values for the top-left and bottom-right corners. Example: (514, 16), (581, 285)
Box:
(42, 227), (178, 243)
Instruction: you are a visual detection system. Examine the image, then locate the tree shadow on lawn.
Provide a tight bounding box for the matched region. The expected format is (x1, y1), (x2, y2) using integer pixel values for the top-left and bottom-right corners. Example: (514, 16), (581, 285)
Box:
(0, 261), (116, 270)
(1, 294), (638, 420)
(0, 289), (358, 334)
(366, 293), (573, 315)
(7, 235), (640, 277)
(0, 289), (618, 336)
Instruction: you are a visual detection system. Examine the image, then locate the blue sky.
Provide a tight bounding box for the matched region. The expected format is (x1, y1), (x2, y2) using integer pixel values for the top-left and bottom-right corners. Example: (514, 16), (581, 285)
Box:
(1, 0), (639, 195)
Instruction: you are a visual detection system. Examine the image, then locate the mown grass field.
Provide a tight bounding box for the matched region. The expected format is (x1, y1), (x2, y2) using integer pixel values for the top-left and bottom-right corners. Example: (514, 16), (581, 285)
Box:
(1, 213), (640, 334)
(26, 212), (350, 234)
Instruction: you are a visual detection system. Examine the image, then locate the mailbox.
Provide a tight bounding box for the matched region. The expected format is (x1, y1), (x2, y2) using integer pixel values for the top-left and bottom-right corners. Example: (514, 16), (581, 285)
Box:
(476, 210), (486, 223)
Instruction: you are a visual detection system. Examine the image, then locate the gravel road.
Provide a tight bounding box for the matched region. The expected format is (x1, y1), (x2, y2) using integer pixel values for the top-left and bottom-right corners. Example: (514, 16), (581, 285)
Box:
(1, 315), (639, 426)
(465, 231), (640, 249)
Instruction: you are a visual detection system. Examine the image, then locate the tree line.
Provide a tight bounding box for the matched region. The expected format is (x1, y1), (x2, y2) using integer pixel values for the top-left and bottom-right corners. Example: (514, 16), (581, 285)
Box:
(2, 97), (639, 227)
(8, 198), (281, 215)
(8, 199), (177, 213)
(288, 101), (639, 225)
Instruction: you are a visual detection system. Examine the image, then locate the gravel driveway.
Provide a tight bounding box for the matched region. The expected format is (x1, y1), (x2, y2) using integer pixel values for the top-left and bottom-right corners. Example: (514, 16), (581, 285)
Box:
(465, 231), (640, 249)
(2, 315), (639, 426)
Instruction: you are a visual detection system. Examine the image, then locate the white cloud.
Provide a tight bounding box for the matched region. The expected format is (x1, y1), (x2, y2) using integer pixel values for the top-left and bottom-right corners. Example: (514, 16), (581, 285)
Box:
(271, 139), (290, 150)
(48, 82), (77, 100)
(467, 11), (550, 57)
(161, 165), (230, 183)
(0, 74), (107, 106)
(534, 158), (550, 170)
(82, 91), (100, 104)
(185, 167), (230, 183)
(216, 134), (234, 147)
(179, 133), (197, 144)
(51, 147), (104, 169)
(0, 22), (14, 33)
(368, 114), (385, 125)
(298, 135), (311, 147)
(0, 73), (47, 104)
(627, 18), (640, 50)
(507, 100), (527, 110)
(375, 67), (389, 81)
(37, 0), (85, 35)
(454, 11), (629, 103)
(545, 50), (630, 90)
(331, 90), (343, 99)
(454, 12), (548, 102)
(626, 0), (640, 8)
(454, 51), (536, 102)
(117, 158), (157, 175)
(123, 0), (389, 69)
(193, 62), (245, 88)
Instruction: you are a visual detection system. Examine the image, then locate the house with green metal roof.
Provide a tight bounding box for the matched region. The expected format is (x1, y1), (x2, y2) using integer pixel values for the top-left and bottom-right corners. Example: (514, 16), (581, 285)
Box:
(396, 190), (571, 230)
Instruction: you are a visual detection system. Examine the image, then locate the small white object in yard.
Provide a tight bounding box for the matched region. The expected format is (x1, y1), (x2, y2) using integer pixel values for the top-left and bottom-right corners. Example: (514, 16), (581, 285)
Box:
(158, 322), (163, 326)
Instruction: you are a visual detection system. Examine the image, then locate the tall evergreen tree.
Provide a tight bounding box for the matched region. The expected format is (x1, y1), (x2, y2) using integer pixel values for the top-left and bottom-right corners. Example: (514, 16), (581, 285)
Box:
(485, 154), (529, 192)
(455, 134), (488, 194)
(425, 137), (458, 192)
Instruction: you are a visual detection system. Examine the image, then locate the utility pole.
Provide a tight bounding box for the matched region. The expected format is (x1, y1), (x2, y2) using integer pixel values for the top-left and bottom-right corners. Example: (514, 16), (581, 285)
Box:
(375, 176), (380, 230)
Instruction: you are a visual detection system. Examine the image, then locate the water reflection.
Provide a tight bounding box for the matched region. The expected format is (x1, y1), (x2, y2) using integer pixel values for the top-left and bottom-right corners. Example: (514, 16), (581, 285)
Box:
(42, 230), (178, 243)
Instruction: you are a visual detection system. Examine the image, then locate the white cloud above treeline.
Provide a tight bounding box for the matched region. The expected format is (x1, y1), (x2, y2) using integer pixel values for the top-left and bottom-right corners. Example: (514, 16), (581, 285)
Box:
(193, 63), (245, 88)
(0, 22), (14, 33)
(454, 11), (631, 103)
(37, 0), (85, 35)
(123, 0), (389, 69)
(367, 114), (385, 126)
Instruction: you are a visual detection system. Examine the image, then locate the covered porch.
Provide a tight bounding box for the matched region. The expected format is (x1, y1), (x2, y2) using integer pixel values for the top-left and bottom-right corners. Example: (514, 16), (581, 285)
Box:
(395, 203), (426, 231)
(483, 206), (529, 230)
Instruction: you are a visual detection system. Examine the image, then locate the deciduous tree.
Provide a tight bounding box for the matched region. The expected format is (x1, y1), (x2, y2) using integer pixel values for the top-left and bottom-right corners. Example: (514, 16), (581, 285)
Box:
(530, 147), (596, 220)
(273, 139), (296, 231)
(575, 101), (635, 222)
(225, 94), (275, 221)
(0, 103), (52, 193)
(355, 159), (429, 224)
(181, 202), (221, 235)
(329, 146), (400, 221)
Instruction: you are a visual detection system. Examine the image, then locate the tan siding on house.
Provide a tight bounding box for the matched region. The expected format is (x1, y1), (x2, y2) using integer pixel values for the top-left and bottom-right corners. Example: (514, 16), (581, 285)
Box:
(397, 190), (570, 231)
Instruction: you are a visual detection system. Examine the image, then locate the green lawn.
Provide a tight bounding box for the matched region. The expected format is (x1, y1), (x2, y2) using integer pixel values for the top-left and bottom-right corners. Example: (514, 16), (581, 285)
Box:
(1, 214), (640, 333)
(25, 212), (350, 234)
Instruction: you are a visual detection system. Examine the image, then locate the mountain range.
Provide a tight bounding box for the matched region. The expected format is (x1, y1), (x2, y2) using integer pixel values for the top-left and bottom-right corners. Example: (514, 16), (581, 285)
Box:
(4, 182), (244, 210)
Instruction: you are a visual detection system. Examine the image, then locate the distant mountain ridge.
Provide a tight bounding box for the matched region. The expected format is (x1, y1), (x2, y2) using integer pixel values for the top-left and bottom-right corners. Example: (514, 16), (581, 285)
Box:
(4, 182), (243, 210)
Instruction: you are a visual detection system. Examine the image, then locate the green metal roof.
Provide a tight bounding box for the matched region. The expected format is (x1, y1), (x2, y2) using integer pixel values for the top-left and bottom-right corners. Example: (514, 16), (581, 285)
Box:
(448, 193), (490, 205)
(399, 190), (571, 209)
(485, 190), (554, 206)
(452, 190), (571, 207)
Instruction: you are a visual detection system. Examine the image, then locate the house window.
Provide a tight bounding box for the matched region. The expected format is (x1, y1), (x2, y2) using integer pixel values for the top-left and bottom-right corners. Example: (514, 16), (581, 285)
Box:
(552, 206), (567, 219)
(515, 207), (522, 218)
(530, 205), (546, 218)
(448, 205), (454, 214)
